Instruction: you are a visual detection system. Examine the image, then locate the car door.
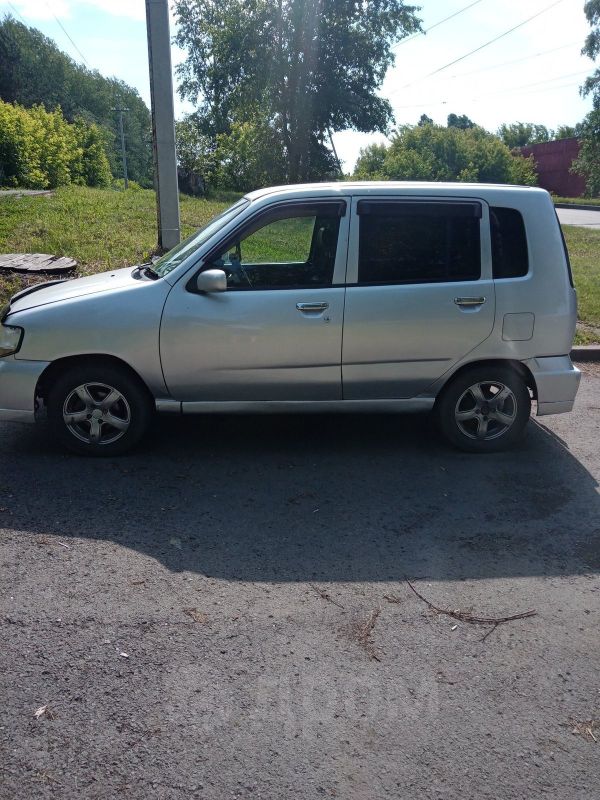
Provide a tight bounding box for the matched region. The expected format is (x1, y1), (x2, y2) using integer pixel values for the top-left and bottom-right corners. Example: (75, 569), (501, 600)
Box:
(160, 199), (349, 402)
(342, 196), (495, 399)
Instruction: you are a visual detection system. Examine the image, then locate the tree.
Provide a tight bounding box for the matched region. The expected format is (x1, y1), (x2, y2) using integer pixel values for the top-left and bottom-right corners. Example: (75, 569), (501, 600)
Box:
(555, 124), (583, 140)
(174, 0), (421, 183)
(176, 110), (293, 192)
(0, 16), (152, 186)
(497, 122), (552, 149)
(418, 114), (433, 127)
(574, 2), (600, 194)
(497, 122), (552, 148)
(213, 115), (288, 191)
(352, 142), (388, 179)
(354, 123), (537, 186)
(176, 115), (216, 181)
(582, 0), (600, 98)
(572, 104), (600, 196)
(447, 113), (475, 130)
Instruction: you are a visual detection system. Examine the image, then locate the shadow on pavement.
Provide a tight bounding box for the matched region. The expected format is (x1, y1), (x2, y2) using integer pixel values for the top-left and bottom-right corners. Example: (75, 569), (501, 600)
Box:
(3, 411), (599, 581)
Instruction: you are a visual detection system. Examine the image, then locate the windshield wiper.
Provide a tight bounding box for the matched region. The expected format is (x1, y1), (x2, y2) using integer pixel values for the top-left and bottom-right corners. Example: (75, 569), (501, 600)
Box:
(134, 262), (160, 280)
(142, 265), (159, 280)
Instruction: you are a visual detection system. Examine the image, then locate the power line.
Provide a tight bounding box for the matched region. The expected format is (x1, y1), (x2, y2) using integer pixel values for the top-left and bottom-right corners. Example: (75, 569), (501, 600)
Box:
(45, 2), (91, 68)
(480, 69), (589, 98)
(392, 71), (586, 111)
(473, 78), (583, 102)
(399, 0), (567, 90)
(393, 81), (581, 111)
(7, 2), (27, 23)
(445, 40), (581, 80)
(424, 0), (566, 79)
(394, 0), (487, 49)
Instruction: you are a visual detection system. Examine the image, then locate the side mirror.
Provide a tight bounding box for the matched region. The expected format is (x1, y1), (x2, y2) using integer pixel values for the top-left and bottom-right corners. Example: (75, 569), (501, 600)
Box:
(196, 268), (227, 293)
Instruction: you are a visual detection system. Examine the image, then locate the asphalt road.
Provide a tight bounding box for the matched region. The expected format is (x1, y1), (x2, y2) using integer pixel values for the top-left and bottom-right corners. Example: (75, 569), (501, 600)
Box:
(1, 364), (599, 800)
(556, 206), (600, 229)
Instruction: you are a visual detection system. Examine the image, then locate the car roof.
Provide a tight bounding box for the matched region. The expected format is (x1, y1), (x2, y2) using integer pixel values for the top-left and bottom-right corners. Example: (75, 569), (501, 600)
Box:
(244, 181), (549, 203)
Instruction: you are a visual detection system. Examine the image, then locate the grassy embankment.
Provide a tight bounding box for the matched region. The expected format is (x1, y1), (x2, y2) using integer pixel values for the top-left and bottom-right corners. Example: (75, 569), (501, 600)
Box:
(563, 225), (600, 344)
(552, 195), (600, 207)
(0, 186), (598, 343)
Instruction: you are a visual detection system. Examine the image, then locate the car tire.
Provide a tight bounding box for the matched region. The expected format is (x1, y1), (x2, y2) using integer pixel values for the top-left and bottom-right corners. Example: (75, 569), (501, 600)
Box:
(435, 364), (531, 453)
(47, 362), (153, 456)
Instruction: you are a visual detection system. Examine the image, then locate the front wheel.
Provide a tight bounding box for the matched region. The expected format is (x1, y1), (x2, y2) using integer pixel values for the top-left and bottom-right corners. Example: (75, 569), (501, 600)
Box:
(47, 363), (153, 456)
(435, 365), (531, 453)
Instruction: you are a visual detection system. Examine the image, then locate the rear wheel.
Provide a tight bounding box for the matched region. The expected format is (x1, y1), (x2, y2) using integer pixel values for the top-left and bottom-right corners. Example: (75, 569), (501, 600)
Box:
(435, 365), (531, 453)
(47, 363), (153, 456)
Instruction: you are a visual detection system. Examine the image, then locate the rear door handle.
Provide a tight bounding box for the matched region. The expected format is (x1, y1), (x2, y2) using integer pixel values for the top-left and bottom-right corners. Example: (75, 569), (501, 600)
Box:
(296, 302), (329, 312)
(454, 296), (486, 307)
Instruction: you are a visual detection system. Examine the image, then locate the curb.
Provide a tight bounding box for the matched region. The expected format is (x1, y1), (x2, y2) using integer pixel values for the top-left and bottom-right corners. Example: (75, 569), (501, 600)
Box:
(554, 202), (600, 212)
(571, 345), (600, 362)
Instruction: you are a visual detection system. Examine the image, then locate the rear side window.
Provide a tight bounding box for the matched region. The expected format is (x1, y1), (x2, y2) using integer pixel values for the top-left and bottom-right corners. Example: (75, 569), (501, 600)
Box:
(490, 207), (528, 279)
(357, 201), (481, 285)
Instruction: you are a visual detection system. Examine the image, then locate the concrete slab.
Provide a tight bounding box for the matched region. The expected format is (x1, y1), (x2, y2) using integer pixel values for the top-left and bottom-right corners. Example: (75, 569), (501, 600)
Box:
(556, 206), (600, 229)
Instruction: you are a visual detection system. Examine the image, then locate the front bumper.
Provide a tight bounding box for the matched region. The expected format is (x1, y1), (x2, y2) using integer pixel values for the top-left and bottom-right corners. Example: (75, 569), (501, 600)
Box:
(523, 355), (581, 416)
(0, 356), (50, 422)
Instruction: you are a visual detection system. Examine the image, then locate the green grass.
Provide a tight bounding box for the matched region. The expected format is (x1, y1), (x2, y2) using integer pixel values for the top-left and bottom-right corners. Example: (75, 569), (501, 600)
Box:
(573, 327), (600, 345)
(241, 217), (314, 263)
(0, 185), (231, 273)
(553, 195), (600, 206)
(563, 225), (600, 343)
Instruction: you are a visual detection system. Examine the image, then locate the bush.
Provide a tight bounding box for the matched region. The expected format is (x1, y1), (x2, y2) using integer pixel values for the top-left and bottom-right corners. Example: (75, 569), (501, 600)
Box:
(0, 99), (112, 188)
(176, 112), (288, 193)
(0, 18), (152, 186)
(111, 178), (143, 192)
(354, 123), (537, 186)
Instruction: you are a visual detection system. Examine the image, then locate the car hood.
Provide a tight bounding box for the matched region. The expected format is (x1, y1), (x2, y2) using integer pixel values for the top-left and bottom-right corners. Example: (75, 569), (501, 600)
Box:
(7, 266), (141, 315)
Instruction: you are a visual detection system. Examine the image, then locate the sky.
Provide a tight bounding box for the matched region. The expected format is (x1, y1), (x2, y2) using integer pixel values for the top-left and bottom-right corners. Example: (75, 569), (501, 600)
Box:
(0, 0), (595, 171)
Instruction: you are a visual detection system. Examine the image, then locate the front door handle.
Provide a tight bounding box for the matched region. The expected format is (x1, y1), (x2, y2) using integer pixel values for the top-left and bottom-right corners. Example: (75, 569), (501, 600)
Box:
(454, 296), (486, 307)
(296, 302), (329, 312)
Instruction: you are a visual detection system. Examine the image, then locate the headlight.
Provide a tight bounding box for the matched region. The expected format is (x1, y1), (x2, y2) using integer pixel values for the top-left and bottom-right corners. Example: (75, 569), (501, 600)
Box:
(0, 325), (23, 357)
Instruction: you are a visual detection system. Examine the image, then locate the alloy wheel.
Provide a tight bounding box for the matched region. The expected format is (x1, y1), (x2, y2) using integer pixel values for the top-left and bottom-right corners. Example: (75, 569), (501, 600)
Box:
(454, 381), (518, 441)
(63, 382), (131, 445)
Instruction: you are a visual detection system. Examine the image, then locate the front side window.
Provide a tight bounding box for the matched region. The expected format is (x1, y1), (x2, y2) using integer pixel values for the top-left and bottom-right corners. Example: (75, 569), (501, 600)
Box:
(208, 205), (342, 290)
(357, 201), (481, 285)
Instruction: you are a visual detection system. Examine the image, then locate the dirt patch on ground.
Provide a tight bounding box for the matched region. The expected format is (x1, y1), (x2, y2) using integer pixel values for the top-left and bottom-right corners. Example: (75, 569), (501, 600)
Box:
(576, 360), (600, 378)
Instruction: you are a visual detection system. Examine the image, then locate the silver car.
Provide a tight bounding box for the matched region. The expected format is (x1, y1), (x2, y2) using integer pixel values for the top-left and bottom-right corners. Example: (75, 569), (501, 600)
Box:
(0, 182), (580, 455)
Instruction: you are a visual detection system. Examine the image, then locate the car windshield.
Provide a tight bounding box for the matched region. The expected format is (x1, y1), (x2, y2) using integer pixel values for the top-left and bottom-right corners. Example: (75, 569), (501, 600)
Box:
(152, 198), (250, 277)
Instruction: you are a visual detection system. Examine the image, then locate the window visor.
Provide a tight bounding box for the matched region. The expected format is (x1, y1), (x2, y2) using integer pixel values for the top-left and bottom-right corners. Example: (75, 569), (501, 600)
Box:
(356, 200), (482, 219)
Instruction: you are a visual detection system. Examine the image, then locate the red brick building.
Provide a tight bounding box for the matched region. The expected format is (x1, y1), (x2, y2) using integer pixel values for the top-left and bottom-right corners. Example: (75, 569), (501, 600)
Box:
(519, 137), (585, 197)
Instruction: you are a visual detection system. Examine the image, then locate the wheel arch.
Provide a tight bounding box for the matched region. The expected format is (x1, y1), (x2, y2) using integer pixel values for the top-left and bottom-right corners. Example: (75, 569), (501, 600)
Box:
(434, 358), (537, 406)
(35, 354), (155, 406)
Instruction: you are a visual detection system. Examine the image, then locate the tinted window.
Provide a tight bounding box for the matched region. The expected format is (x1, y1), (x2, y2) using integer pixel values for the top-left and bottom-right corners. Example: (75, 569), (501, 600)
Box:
(358, 202), (481, 285)
(490, 207), (528, 279)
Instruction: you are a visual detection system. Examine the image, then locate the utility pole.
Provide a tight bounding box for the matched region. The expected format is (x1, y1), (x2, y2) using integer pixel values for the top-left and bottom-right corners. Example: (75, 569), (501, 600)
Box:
(327, 127), (342, 176)
(111, 106), (129, 189)
(145, 0), (181, 251)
